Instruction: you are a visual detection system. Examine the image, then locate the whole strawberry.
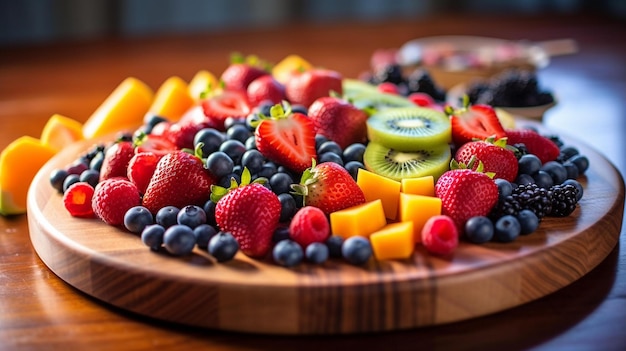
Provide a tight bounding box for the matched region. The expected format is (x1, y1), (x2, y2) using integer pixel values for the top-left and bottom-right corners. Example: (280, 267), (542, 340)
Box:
(99, 140), (134, 181)
(220, 56), (269, 93)
(212, 168), (281, 258)
(454, 136), (518, 182)
(285, 68), (343, 108)
(292, 160), (366, 215)
(505, 128), (560, 164)
(92, 178), (141, 226)
(247, 75), (286, 107)
(308, 96), (369, 149)
(435, 159), (499, 232)
(142, 149), (216, 214)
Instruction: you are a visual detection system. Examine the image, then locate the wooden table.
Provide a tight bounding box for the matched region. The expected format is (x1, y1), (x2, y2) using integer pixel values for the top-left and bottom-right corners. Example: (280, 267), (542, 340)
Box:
(1, 14), (625, 350)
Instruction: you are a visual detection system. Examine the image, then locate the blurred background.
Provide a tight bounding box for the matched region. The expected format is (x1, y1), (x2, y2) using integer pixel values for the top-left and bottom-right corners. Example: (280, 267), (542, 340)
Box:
(2, 0), (625, 47)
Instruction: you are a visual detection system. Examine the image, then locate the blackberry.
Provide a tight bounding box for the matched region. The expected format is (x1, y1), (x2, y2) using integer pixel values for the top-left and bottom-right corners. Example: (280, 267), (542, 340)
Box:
(406, 69), (446, 101)
(375, 64), (405, 85)
(513, 183), (552, 220)
(549, 184), (578, 217)
(512, 143), (529, 159)
(466, 69), (555, 107)
(489, 195), (522, 221)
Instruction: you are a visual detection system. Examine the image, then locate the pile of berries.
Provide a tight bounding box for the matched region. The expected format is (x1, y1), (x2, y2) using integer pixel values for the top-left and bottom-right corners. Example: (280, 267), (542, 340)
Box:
(466, 69), (555, 107)
(363, 64), (447, 103)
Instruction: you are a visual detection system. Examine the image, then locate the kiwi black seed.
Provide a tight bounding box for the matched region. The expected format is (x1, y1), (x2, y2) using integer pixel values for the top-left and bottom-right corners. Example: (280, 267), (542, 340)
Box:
(350, 91), (415, 113)
(363, 141), (451, 181)
(366, 107), (451, 151)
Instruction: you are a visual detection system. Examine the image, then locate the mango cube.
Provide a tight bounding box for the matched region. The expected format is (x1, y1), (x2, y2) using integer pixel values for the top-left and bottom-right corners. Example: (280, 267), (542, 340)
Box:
(330, 199), (386, 239)
(398, 193), (442, 243)
(370, 221), (415, 260)
(149, 76), (195, 122)
(356, 168), (401, 220)
(188, 70), (219, 101)
(401, 175), (435, 196)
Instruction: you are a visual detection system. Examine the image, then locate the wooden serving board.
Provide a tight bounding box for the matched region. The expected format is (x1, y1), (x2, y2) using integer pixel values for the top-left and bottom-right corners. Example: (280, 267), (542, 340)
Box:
(27, 128), (624, 335)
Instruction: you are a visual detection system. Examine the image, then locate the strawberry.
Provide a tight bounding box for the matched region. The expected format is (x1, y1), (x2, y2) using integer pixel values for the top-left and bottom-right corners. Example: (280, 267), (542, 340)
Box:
(292, 160), (366, 215)
(134, 133), (177, 156)
(212, 168), (281, 258)
(289, 206), (330, 248)
(247, 75), (286, 107)
(92, 178), (141, 226)
(220, 55), (269, 93)
(285, 68), (343, 108)
(505, 128), (560, 164)
(254, 103), (317, 174)
(435, 159), (499, 232)
(142, 149), (216, 214)
(127, 151), (161, 194)
(454, 136), (519, 182)
(421, 215), (459, 256)
(63, 182), (95, 217)
(99, 140), (135, 181)
(201, 90), (251, 131)
(308, 96), (369, 149)
(447, 103), (506, 147)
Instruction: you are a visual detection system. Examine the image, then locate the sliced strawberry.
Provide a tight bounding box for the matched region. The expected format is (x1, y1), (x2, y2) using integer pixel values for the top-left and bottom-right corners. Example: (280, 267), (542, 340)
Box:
(134, 134), (177, 156)
(127, 151), (161, 194)
(254, 104), (317, 174)
(505, 128), (561, 164)
(201, 90), (251, 131)
(448, 104), (506, 147)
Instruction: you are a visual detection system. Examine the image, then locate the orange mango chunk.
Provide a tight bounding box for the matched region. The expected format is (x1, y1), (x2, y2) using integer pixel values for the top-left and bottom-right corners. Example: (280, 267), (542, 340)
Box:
(330, 199), (387, 239)
(0, 136), (56, 215)
(401, 175), (435, 196)
(398, 193), (442, 243)
(356, 168), (401, 220)
(149, 76), (195, 122)
(82, 77), (154, 139)
(370, 221), (415, 260)
(40, 113), (84, 151)
(188, 70), (220, 101)
(272, 54), (314, 84)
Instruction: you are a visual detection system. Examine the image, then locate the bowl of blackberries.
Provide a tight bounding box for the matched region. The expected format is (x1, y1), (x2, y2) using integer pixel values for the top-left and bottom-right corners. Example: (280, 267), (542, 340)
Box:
(447, 69), (557, 120)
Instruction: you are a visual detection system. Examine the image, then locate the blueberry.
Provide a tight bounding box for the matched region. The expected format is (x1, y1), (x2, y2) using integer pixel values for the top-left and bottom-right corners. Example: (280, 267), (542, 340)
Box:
(257, 163), (277, 179)
(155, 206), (180, 228)
(317, 140), (342, 155)
(62, 174), (80, 193)
(326, 235), (344, 258)
(193, 224), (217, 249)
(226, 123), (251, 143)
(50, 168), (69, 193)
(124, 205), (154, 233)
(562, 161), (579, 179)
(219, 139), (246, 163)
(89, 152), (104, 172)
(245, 113), (261, 130)
(208, 231), (240, 262)
(306, 242), (329, 264)
(218, 172), (241, 188)
(256, 101), (274, 116)
(344, 161), (365, 181)
(278, 193), (297, 222)
(144, 115), (168, 132)
(532, 170), (553, 189)
(494, 215), (521, 242)
(141, 224), (165, 251)
(244, 135), (257, 150)
(272, 226), (291, 243)
(494, 178), (513, 199)
(541, 161), (568, 185)
(514, 173), (535, 186)
(516, 209), (539, 235)
(67, 160), (89, 175)
(318, 152), (344, 166)
(342, 236), (372, 265)
(241, 149), (265, 175)
(342, 143), (366, 163)
(568, 154), (589, 174)
(291, 104), (308, 115)
(273, 239), (304, 267)
(79, 169), (100, 188)
(194, 128), (225, 156)
(315, 134), (329, 150)
(563, 179), (584, 201)
(163, 225), (196, 256)
(206, 151), (234, 179)
(517, 154), (542, 175)
(464, 216), (494, 243)
(559, 146), (579, 160)
(269, 172), (294, 195)
(203, 200), (217, 226)
(224, 117), (247, 132)
(177, 205), (207, 229)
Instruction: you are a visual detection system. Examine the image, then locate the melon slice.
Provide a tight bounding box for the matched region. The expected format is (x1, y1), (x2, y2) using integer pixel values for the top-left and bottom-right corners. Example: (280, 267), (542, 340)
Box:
(398, 193), (442, 243)
(330, 199), (386, 239)
(40, 114), (84, 151)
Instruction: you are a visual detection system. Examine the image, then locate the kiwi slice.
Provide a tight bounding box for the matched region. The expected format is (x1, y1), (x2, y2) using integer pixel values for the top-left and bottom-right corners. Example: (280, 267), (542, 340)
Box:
(363, 141), (451, 181)
(342, 78), (379, 98)
(366, 107), (451, 151)
(350, 91), (415, 112)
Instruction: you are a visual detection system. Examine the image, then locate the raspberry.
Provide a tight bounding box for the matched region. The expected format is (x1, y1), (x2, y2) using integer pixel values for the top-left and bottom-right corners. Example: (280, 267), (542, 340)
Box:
(62, 182), (95, 217)
(92, 178), (141, 226)
(421, 215), (459, 256)
(288, 206), (330, 248)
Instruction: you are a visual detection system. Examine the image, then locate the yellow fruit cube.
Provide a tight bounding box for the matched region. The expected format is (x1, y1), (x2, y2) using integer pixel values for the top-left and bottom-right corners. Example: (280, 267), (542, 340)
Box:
(272, 54), (313, 84)
(330, 199), (386, 239)
(370, 221), (415, 260)
(400, 175), (435, 196)
(82, 77), (154, 139)
(398, 193), (442, 243)
(149, 76), (195, 122)
(40, 114), (84, 151)
(0, 136), (56, 215)
(356, 168), (401, 220)
(188, 70), (220, 101)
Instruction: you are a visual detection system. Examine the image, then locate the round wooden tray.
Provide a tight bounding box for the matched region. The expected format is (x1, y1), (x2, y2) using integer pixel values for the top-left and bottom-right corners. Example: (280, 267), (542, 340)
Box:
(27, 128), (624, 335)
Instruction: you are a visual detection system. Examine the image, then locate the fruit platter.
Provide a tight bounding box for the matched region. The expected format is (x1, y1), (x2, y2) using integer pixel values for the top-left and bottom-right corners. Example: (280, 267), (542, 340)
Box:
(10, 53), (623, 334)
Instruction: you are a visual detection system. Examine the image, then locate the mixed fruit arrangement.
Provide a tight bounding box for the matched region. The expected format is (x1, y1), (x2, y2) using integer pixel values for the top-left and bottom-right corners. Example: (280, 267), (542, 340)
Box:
(2, 53), (589, 268)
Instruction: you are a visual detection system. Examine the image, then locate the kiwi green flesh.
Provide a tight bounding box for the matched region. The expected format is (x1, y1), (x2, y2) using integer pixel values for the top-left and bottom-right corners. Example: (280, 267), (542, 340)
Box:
(350, 91), (415, 111)
(366, 107), (451, 151)
(342, 79), (379, 97)
(363, 141), (451, 181)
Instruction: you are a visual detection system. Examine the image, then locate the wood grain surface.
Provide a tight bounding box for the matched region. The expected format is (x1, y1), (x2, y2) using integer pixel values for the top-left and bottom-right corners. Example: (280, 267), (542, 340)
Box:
(27, 124), (624, 334)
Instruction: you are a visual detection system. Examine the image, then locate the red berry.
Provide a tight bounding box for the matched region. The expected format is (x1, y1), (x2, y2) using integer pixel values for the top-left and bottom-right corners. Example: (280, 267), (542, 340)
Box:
(127, 152), (161, 194)
(99, 141), (135, 181)
(247, 75), (286, 107)
(63, 182), (95, 217)
(92, 178), (141, 226)
(421, 215), (459, 256)
(377, 82), (400, 95)
(289, 206), (330, 248)
(408, 92), (436, 107)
